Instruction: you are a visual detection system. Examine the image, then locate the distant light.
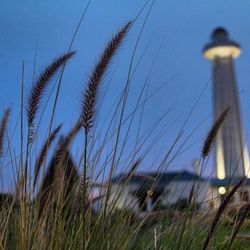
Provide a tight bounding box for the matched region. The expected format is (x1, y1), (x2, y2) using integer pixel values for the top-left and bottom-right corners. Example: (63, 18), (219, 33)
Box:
(147, 190), (153, 197)
(218, 186), (226, 195)
(203, 46), (241, 60)
(216, 136), (226, 180)
(243, 144), (250, 178)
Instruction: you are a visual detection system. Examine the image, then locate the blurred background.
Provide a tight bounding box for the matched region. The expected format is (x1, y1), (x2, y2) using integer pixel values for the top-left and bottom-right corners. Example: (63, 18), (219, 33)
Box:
(1, 0), (250, 191)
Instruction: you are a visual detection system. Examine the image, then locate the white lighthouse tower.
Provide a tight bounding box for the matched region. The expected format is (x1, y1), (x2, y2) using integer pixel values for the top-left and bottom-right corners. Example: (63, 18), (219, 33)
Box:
(203, 28), (250, 180)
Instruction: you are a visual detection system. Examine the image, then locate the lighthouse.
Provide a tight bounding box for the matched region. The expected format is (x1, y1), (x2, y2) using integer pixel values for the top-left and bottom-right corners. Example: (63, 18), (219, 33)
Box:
(203, 28), (250, 180)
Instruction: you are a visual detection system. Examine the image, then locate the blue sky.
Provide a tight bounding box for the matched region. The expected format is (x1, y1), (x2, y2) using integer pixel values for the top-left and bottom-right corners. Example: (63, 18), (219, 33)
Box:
(1, 0), (250, 190)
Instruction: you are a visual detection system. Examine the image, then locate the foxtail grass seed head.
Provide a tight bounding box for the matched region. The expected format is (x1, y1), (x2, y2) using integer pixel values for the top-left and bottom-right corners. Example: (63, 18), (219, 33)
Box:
(55, 120), (83, 165)
(202, 107), (230, 158)
(33, 124), (62, 188)
(81, 22), (131, 134)
(0, 108), (10, 158)
(27, 51), (75, 140)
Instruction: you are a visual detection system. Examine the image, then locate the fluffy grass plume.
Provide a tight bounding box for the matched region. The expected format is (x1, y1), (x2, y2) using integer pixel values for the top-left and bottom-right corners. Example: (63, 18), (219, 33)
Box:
(27, 51), (75, 136)
(55, 120), (82, 164)
(81, 21), (131, 134)
(0, 108), (10, 158)
(33, 124), (62, 188)
(202, 107), (230, 158)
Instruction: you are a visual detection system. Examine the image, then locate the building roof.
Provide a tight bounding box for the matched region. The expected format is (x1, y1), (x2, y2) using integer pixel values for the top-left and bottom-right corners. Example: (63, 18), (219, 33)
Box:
(112, 170), (204, 185)
(210, 178), (250, 187)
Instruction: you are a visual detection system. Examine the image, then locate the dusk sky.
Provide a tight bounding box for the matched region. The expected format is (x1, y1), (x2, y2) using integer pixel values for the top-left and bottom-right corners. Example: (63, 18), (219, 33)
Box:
(1, 0), (250, 190)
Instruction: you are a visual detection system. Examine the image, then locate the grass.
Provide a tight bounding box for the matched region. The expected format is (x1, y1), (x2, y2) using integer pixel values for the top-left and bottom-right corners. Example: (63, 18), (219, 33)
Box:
(0, 9), (250, 250)
(135, 219), (250, 250)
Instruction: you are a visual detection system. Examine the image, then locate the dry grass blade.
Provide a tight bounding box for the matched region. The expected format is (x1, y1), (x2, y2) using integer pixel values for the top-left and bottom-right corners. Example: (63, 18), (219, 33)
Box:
(33, 124), (62, 188)
(81, 21), (131, 134)
(202, 177), (246, 250)
(27, 51), (75, 134)
(0, 108), (10, 158)
(125, 159), (142, 180)
(129, 159), (141, 173)
(202, 107), (230, 158)
(188, 183), (195, 203)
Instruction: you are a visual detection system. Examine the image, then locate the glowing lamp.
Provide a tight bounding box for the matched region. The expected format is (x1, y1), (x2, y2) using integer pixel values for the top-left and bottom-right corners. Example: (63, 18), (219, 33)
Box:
(203, 46), (241, 60)
(218, 187), (226, 195)
(147, 189), (153, 197)
(203, 27), (241, 60)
